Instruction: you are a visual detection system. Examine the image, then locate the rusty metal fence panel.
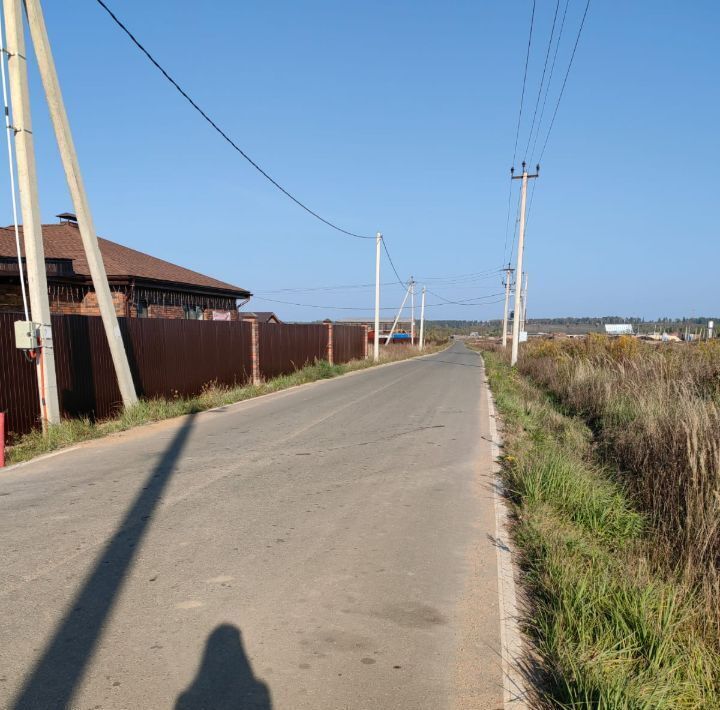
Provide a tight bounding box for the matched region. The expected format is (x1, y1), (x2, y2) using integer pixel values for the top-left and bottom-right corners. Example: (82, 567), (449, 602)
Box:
(258, 323), (328, 379)
(332, 325), (366, 364)
(1, 314), (253, 442)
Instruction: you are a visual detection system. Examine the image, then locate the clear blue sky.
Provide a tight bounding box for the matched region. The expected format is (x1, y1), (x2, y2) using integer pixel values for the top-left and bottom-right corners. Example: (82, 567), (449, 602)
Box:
(15, 1), (719, 321)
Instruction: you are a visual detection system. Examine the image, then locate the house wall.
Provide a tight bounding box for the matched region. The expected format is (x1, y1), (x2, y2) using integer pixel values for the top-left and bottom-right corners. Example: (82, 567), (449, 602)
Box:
(0, 283), (127, 317)
(69, 291), (127, 317)
(203, 308), (239, 321)
(0, 284), (24, 311)
(0, 282), (239, 320)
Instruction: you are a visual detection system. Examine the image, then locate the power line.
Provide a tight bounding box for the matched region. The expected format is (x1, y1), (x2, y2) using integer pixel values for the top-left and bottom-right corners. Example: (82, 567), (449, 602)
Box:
(505, 0), (537, 265)
(93, 0), (374, 241)
(530, 0), (571, 162)
(538, 0), (591, 163)
(252, 296), (408, 311)
(381, 237), (407, 286)
(418, 267), (504, 282)
(256, 269), (505, 297)
(523, 0), (560, 161)
(511, 0), (536, 167)
(508, 184), (523, 264)
(424, 290), (506, 305)
(255, 281), (399, 295)
(252, 294), (506, 310)
(501, 177), (515, 265)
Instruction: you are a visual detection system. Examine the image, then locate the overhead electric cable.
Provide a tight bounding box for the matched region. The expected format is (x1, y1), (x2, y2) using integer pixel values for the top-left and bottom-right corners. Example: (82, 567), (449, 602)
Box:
(0, 15), (29, 321)
(504, 0), (537, 265)
(381, 237), (407, 286)
(511, 0), (536, 167)
(425, 290), (506, 306)
(507, 184), (523, 264)
(418, 267), (504, 282)
(251, 295), (505, 310)
(523, 0), (560, 160)
(256, 281), (399, 295)
(529, 0), (571, 161)
(538, 0), (591, 163)
(252, 297), (409, 311)
(501, 178), (515, 265)
(93, 0), (373, 240)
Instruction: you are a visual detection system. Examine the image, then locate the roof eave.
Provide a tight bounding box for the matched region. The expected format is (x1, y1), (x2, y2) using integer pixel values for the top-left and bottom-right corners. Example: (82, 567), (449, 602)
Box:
(124, 276), (252, 299)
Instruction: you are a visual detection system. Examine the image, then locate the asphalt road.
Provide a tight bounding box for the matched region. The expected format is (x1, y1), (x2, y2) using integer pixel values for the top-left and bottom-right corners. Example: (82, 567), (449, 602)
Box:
(0, 342), (503, 710)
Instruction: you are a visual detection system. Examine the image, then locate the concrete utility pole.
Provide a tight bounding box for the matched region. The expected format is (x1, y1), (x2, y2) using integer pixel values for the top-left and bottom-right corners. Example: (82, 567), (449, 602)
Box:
(520, 271), (528, 333)
(510, 162), (539, 366)
(374, 232), (381, 361)
(3, 0), (59, 425)
(23, 0), (138, 407)
(419, 285), (426, 350)
(501, 264), (514, 348)
(410, 277), (415, 345)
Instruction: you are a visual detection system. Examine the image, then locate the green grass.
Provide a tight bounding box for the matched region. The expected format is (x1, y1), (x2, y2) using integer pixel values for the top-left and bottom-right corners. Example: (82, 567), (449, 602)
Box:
(483, 351), (720, 708)
(6, 344), (443, 466)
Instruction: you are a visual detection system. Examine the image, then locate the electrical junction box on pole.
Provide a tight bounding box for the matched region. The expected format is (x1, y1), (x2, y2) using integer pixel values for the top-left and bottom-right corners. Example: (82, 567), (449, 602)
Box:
(14, 320), (38, 350)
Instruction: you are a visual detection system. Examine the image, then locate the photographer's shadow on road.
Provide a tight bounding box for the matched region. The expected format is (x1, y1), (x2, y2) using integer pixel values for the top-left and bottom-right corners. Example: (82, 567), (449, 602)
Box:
(176, 624), (272, 710)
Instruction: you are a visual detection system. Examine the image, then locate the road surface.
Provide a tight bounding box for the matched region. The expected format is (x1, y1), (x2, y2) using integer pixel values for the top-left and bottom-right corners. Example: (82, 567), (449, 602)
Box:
(0, 342), (504, 709)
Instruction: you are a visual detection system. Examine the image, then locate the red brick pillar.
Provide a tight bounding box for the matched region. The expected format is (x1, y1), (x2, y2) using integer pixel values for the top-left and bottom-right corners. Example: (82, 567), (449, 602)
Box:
(363, 325), (369, 359)
(250, 318), (261, 385)
(325, 321), (334, 365)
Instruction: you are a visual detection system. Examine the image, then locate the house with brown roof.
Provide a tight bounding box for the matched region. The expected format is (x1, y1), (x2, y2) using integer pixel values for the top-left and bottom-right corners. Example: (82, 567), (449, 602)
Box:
(0, 214), (251, 320)
(239, 311), (282, 324)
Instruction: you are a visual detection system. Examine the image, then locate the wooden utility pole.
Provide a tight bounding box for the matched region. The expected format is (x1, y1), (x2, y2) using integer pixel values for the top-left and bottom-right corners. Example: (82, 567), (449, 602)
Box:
(24, 0), (137, 407)
(510, 162), (539, 366)
(501, 264), (514, 348)
(3, 0), (59, 425)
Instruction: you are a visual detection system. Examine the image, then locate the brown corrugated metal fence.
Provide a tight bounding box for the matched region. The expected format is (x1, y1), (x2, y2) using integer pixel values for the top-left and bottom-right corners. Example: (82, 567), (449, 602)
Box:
(1, 313), (253, 442)
(332, 324), (366, 364)
(257, 323), (328, 379)
(0, 313), (39, 440)
(1, 315), (366, 443)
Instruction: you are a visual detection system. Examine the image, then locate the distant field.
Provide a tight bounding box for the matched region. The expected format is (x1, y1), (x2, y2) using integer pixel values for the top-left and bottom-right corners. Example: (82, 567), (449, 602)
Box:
(524, 322), (604, 335)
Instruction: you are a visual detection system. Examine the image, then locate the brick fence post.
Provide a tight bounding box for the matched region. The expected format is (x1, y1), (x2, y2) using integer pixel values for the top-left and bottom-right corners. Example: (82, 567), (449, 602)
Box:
(250, 317), (261, 385)
(325, 321), (334, 365)
(363, 325), (369, 359)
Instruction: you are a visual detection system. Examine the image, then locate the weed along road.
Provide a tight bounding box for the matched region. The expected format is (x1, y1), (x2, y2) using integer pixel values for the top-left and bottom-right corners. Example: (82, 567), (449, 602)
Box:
(0, 343), (506, 710)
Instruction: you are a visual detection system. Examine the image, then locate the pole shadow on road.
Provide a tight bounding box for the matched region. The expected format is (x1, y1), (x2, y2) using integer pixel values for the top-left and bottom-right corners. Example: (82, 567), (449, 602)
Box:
(175, 624), (272, 710)
(11, 413), (197, 710)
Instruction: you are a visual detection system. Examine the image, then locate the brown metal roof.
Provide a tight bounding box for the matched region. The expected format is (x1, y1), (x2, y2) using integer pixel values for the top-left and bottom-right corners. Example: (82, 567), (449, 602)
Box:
(0, 222), (250, 297)
(240, 311), (282, 324)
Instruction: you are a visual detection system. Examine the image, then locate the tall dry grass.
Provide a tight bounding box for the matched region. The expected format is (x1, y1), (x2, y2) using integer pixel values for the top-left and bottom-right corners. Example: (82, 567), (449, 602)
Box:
(518, 335), (720, 631)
